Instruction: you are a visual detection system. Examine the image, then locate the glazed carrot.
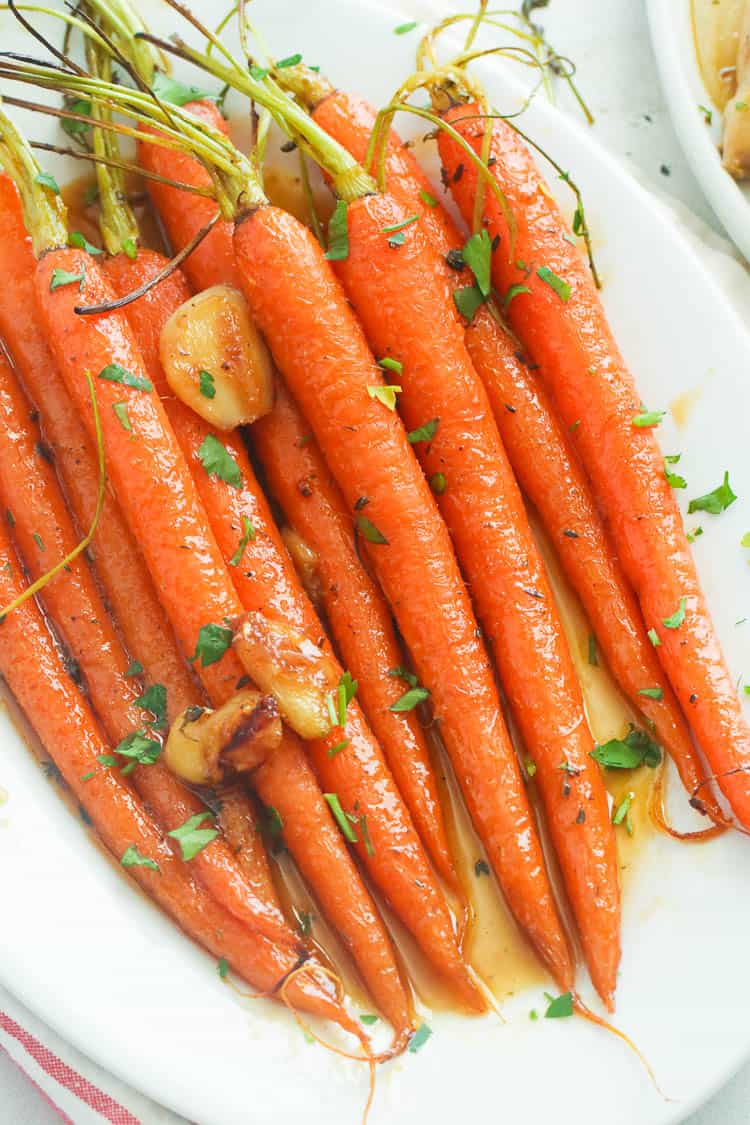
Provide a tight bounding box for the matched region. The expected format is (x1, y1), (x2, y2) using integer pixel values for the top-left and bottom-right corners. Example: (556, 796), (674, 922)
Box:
(0, 344), (298, 950)
(31, 246), (411, 1034)
(233, 202), (571, 991)
(463, 313), (724, 821)
(439, 105), (750, 828)
(293, 87), (722, 820)
(329, 189), (616, 1004)
(102, 248), (478, 1008)
(0, 170), (279, 911)
(253, 378), (457, 888)
(0, 517), (354, 1029)
(0, 173), (198, 716)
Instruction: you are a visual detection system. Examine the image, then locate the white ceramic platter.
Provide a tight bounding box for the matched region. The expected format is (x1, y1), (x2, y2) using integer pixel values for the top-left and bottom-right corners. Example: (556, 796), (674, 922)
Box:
(1, 2), (750, 1123)
(647, 0), (750, 259)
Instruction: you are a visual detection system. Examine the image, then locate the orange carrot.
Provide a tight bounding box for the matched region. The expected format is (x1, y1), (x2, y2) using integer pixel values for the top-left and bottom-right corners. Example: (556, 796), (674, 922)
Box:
(0, 343), (297, 950)
(300, 81), (722, 824)
(232, 202), (572, 992)
(30, 244), (413, 1034)
(0, 175), (280, 897)
(439, 105), (750, 828)
(0, 173), (198, 717)
(102, 247), (479, 1011)
(253, 378), (457, 888)
(0, 515), (355, 1029)
(332, 190), (617, 1005)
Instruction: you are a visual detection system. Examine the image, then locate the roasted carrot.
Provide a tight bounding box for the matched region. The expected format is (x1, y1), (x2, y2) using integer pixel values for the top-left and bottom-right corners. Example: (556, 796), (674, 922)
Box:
(290, 73), (722, 824)
(0, 169), (279, 910)
(0, 342), (298, 950)
(102, 247), (478, 1009)
(439, 104), (750, 828)
(0, 516), (355, 1029)
(31, 248), (412, 1034)
(253, 378), (457, 888)
(0, 173), (197, 716)
(330, 188), (617, 1005)
(233, 203), (571, 991)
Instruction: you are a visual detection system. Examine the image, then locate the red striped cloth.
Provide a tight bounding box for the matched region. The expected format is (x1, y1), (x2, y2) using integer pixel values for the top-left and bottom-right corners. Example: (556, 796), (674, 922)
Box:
(0, 988), (184, 1125)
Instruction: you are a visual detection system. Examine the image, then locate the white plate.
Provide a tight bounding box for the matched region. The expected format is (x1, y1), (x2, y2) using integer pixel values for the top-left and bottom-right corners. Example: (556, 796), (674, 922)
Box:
(2, 2), (750, 1123)
(647, 0), (750, 259)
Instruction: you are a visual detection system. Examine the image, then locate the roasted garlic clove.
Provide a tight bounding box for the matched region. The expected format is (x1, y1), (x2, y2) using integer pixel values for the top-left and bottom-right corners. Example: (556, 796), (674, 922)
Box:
(164, 689), (281, 787)
(281, 527), (323, 608)
(233, 611), (339, 740)
(159, 284), (274, 430)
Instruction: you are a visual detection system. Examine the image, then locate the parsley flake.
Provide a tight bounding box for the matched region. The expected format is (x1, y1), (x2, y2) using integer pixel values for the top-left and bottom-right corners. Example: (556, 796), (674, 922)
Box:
(113, 402), (132, 432)
(394, 20), (418, 34)
(325, 200), (349, 261)
(662, 596), (687, 629)
(536, 266), (570, 302)
(199, 370), (216, 399)
(390, 686), (430, 712)
(121, 845), (160, 872)
(357, 515), (389, 545)
(34, 171), (60, 194)
(152, 71), (214, 107)
(367, 384), (402, 411)
(419, 189), (437, 208)
(463, 229), (493, 297)
(408, 1023), (433, 1052)
(453, 283), (486, 323)
(378, 356), (403, 376)
(664, 454), (686, 489)
(190, 623), (233, 667)
(638, 687), (664, 700)
(217, 957), (229, 979)
(197, 434), (242, 488)
(591, 726), (662, 770)
(632, 408), (665, 428)
(688, 471), (737, 515)
(407, 418), (439, 444)
(229, 515), (255, 567)
(504, 283), (531, 308)
(50, 268), (85, 293)
(168, 811), (219, 861)
(544, 991), (574, 1019)
(135, 683), (167, 728)
(325, 793), (358, 842)
(98, 363), (152, 393)
(69, 231), (102, 255)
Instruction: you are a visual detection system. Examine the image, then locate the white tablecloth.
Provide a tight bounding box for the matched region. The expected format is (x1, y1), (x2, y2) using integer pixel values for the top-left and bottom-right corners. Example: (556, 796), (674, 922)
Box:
(3, 0), (750, 1121)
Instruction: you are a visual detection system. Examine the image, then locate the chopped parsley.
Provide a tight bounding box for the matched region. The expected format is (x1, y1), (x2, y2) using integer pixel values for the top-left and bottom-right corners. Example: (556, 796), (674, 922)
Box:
(378, 356), (403, 376)
(98, 363), (152, 393)
(463, 229), (493, 297)
(113, 402), (132, 432)
(388, 665), (418, 688)
(199, 370), (216, 399)
(190, 622), (233, 667)
(324, 200), (349, 262)
(662, 596), (687, 629)
(591, 726), (662, 770)
(474, 859), (490, 877)
(68, 231), (102, 255)
(638, 687), (664, 700)
(34, 171), (60, 194)
(367, 384), (402, 411)
(324, 793), (358, 842)
(125, 660), (144, 678)
(664, 454), (686, 489)
(359, 1013), (379, 1026)
(229, 515), (255, 567)
(327, 738), (350, 758)
(217, 957), (229, 979)
(407, 418), (439, 444)
(429, 472), (446, 495)
(419, 189), (437, 208)
(381, 214), (419, 235)
(276, 53), (303, 68)
(152, 71), (214, 107)
(50, 268), (85, 293)
(698, 104), (713, 125)
(632, 408), (665, 428)
(390, 686), (430, 712)
(408, 1023), (432, 1052)
(647, 627), (661, 647)
(394, 20), (418, 34)
(536, 266), (570, 302)
(544, 991), (574, 1019)
(612, 792), (634, 835)
(168, 811), (219, 861)
(135, 683), (167, 728)
(197, 434), (242, 488)
(113, 730), (162, 768)
(688, 471), (737, 515)
(453, 284), (486, 323)
(357, 515), (388, 544)
(504, 283), (531, 308)
(587, 634), (598, 667)
(121, 845), (159, 872)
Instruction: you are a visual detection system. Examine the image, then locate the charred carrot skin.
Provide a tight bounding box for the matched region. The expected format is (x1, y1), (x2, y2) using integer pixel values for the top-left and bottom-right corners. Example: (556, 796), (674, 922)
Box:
(0, 344), (299, 951)
(0, 519), (352, 1027)
(103, 248), (479, 1013)
(253, 378), (457, 889)
(439, 105), (750, 827)
(33, 248), (413, 1035)
(309, 94), (721, 822)
(233, 203), (573, 990)
(0, 174), (197, 714)
(333, 192), (618, 1004)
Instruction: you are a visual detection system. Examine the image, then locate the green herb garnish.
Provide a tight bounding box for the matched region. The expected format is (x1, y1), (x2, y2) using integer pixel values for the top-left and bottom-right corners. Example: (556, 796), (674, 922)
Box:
(190, 623), (233, 667)
(168, 811), (219, 861)
(536, 266), (570, 302)
(98, 363), (152, 393)
(121, 845), (159, 872)
(197, 434), (242, 488)
(229, 515), (255, 567)
(325, 200), (349, 262)
(688, 471), (737, 515)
